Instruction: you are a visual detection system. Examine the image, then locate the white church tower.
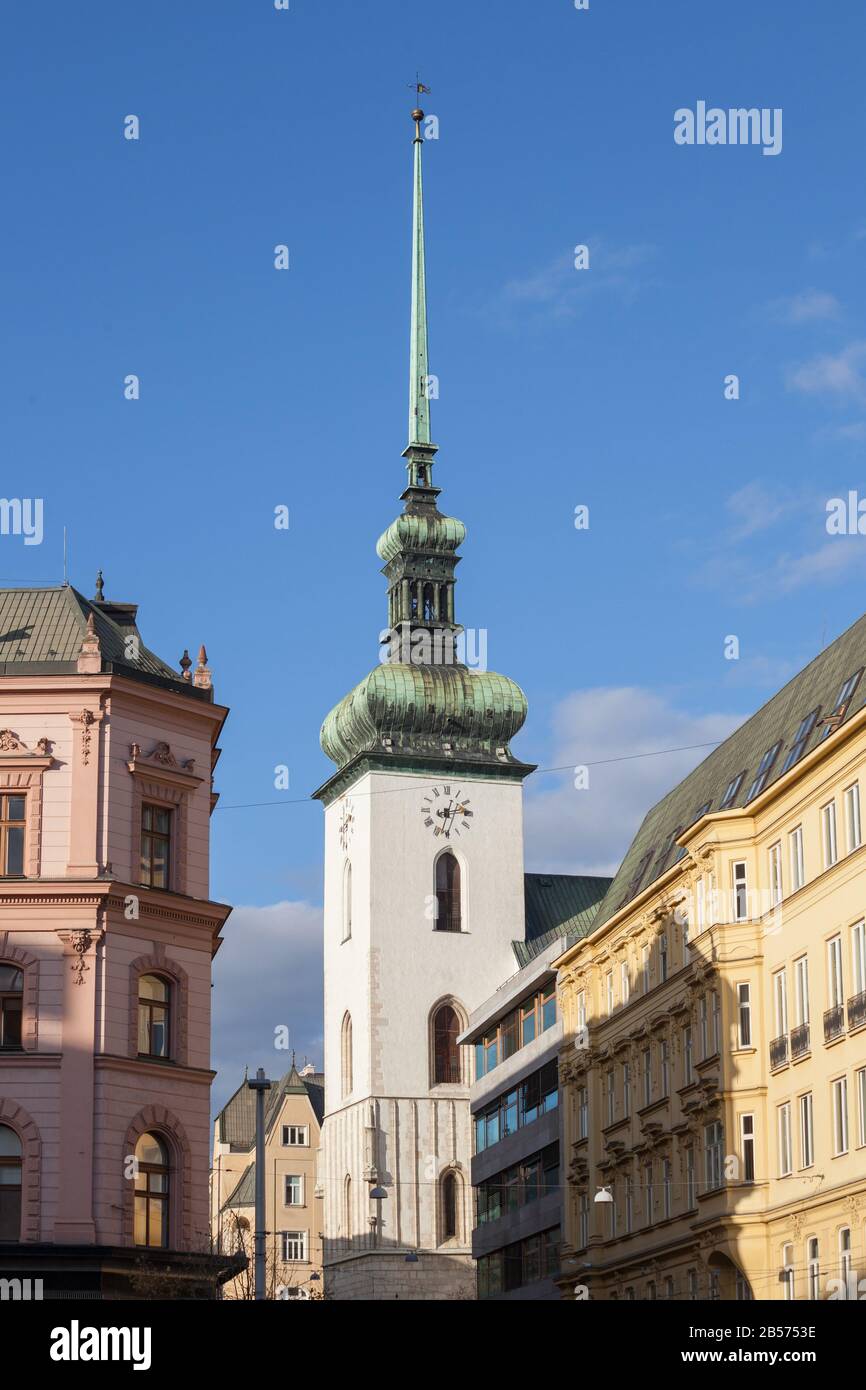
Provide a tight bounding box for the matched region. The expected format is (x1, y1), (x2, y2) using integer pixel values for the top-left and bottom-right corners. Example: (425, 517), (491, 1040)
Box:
(314, 102), (534, 1300)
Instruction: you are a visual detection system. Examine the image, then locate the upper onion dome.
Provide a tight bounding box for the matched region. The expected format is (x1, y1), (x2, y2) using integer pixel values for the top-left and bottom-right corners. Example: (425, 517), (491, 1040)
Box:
(376, 511), (466, 563)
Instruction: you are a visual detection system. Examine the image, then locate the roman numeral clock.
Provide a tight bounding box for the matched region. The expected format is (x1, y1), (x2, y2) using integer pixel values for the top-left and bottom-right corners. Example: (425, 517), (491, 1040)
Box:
(420, 784), (474, 838)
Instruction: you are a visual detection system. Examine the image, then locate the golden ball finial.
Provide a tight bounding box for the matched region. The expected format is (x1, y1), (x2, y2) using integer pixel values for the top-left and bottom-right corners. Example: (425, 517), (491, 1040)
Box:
(412, 108), (425, 122)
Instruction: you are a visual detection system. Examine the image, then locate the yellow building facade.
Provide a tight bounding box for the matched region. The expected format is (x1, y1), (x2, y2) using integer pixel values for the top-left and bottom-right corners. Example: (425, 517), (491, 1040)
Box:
(556, 619), (866, 1301)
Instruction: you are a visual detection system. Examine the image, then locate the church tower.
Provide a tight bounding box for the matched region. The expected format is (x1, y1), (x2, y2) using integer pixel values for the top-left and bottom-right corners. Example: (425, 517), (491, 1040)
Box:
(315, 105), (534, 1300)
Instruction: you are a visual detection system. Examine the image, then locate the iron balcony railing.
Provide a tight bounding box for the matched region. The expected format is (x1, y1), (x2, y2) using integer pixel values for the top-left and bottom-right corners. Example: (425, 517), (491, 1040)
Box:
(790, 1023), (810, 1059)
(847, 991), (866, 1032)
(824, 1005), (845, 1043)
(770, 1034), (788, 1069)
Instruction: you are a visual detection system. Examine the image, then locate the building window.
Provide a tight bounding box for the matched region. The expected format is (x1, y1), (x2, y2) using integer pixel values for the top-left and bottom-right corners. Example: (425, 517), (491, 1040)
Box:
(433, 1003), (461, 1084)
(789, 825), (805, 891)
(341, 1012), (352, 1098)
(687, 1267), (698, 1299)
(576, 989), (586, 1032)
(683, 1025), (693, 1085)
(622, 1062), (631, 1118)
(732, 861), (748, 921)
(644, 1161), (654, 1224)
(664, 1275), (675, 1301)
(736, 983), (751, 1047)
(620, 959), (630, 1006)
(434, 851), (462, 931)
(578, 1194), (589, 1249)
(845, 783), (862, 854)
(137, 974), (170, 1059)
(282, 1125), (309, 1147)
(441, 1171), (458, 1242)
(661, 1040), (670, 1096)
(781, 1244), (794, 1300)
(851, 920), (866, 1001)
(642, 1048), (652, 1107)
(686, 1145), (696, 1208)
(663, 1158), (672, 1218)
(659, 932), (668, 982)
(832, 1077), (848, 1155)
(768, 842), (783, 907)
(0, 965), (23, 1051)
(696, 876), (705, 933)
(740, 1113), (755, 1182)
(799, 1093), (814, 1169)
(778, 1103), (792, 1177)
(794, 956), (810, 1027)
(808, 1238), (820, 1300)
(822, 801), (838, 870)
(281, 1230), (308, 1262)
(577, 1084), (588, 1140)
(133, 1132), (169, 1248)
(0, 795), (25, 878)
(839, 1228), (852, 1298)
(474, 986), (556, 1079)
(605, 970), (614, 1016)
(746, 741), (782, 802)
(773, 968), (788, 1040)
(827, 935), (844, 1009)
(625, 1177), (633, 1233)
(477, 1226), (560, 1299)
(140, 804), (172, 888)
(857, 1067), (866, 1148)
(0, 1125), (22, 1241)
(284, 1174), (304, 1206)
(342, 861), (352, 941)
(704, 1121), (723, 1191)
(641, 943), (651, 994)
(606, 1070), (615, 1125)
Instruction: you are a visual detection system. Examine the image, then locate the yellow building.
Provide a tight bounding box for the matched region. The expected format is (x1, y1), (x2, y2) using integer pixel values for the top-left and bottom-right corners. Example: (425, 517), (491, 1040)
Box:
(556, 617), (866, 1301)
(212, 1063), (325, 1299)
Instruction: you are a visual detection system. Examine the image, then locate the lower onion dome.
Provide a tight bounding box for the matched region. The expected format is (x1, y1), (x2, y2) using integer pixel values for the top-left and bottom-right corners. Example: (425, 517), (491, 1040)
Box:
(320, 662), (528, 769)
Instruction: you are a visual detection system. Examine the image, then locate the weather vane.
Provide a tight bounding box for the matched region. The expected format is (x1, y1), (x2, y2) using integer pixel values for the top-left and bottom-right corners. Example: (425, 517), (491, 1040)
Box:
(408, 73), (431, 99)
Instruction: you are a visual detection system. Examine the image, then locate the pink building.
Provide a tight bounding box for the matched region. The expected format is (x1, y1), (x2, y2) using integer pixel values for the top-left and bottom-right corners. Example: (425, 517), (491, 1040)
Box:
(0, 577), (239, 1297)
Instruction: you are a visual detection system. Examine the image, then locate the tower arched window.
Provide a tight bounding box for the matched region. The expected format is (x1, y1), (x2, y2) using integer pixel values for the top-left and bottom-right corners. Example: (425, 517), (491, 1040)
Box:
(133, 1131), (169, 1249)
(435, 852), (461, 932)
(433, 1003), (461, 1084)
(0, 1124), (22, 1241)
(0, 964), (23, 1050)
(423, 583), (435, 620)
(441, 1170), (458, 1242)
(341, 1013), (353, 1099)
(343, 862), (352, 942)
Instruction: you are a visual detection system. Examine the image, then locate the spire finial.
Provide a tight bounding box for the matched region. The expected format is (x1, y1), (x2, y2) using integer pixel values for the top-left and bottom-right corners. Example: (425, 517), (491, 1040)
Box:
(407, 82), (432, 456)
(93, 570), (104, 602)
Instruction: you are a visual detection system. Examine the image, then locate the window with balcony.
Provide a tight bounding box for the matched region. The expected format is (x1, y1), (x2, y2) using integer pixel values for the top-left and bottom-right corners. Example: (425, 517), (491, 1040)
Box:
(825, 936), (845, 1042)
(850, 921), (866, 1031)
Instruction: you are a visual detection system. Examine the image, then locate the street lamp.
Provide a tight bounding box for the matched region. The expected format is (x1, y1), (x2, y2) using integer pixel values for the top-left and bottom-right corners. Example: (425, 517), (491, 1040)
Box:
(594, 1185), (614, 1204)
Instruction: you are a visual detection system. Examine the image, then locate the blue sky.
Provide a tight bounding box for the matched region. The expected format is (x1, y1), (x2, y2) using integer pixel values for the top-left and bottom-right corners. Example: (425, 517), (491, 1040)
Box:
(3, 1), (866, 1093)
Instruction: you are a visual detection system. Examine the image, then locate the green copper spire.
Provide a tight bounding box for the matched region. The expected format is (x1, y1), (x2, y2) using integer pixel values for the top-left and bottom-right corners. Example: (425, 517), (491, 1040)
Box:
(408, 108), (431, 449)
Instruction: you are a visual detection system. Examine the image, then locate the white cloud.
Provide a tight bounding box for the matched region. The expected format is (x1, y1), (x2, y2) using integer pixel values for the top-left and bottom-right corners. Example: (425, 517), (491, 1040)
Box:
(524, 688), (741, 877)
(767, 289), (841, 324)
(788, 341), (866, 403)
(496, 240), (656, 323)
(211, 899), (323, 1112)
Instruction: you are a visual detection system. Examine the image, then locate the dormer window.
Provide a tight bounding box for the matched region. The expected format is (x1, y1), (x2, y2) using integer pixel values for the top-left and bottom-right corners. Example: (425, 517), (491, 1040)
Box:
(745, 742), (782, 802)
(818, 669), (863, 742)
(719, 772), (745, 810)
(781, 708), (820, 772)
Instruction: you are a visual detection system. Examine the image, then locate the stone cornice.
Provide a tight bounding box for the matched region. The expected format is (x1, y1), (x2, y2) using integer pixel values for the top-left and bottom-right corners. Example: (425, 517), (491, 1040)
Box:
(95, 1054), (215, 1084)
(0, 878), (231, 932)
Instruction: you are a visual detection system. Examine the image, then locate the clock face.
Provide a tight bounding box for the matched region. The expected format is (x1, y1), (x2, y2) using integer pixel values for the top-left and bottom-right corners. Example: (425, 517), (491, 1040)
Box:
(420, 784), (474, 839)
(338, 798), (355, 851)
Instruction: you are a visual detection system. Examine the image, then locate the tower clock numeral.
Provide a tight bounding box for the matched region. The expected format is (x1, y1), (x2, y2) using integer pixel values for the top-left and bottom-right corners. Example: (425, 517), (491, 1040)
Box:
(420, 786), (474, 837)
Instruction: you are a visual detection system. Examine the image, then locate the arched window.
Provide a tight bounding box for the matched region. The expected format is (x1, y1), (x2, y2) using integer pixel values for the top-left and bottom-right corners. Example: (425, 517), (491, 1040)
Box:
(0, 965), (23, 1050)
(0, 1125), (22, 1241)
(233, 1215), (250, 1253)
(134, 1132), (169, 1249)
(441, 1170), (458, 1242)
(435, 852), (461, 932)
(137, 975), (170, 1059)
(341, 1013), (353, 1099)
(433, 1004), (461, 1084)
(342, 862), (352, 942)
(423, 583), (435, 620)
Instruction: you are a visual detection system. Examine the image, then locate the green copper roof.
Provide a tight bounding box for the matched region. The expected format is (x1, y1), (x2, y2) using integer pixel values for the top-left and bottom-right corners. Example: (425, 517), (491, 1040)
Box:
(321, 663), (528, 768)
(515, 872), (613, 967)
(376, 511), (466, 563)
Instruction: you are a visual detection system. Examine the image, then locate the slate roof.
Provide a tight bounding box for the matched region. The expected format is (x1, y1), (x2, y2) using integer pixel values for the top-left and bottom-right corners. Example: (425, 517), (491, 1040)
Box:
(595, 610), (866, 930)
(216, 1066), (325, 1150)
(515, 872), (612, 967)
(223, 1162), (255, 1210)
(0, 584), (207, 699)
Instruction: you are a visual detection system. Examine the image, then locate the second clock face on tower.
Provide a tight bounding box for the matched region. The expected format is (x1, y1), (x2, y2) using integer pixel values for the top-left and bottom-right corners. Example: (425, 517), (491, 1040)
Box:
(420, 785), (474, 838)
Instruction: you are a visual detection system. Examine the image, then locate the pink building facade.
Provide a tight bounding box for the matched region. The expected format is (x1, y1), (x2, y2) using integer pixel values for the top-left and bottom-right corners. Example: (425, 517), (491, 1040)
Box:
(0, 580), (238, 1297)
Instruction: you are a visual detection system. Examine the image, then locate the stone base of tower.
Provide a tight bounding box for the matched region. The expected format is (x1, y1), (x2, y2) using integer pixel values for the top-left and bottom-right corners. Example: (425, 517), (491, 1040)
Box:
(324, 1250), (476, 1301)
